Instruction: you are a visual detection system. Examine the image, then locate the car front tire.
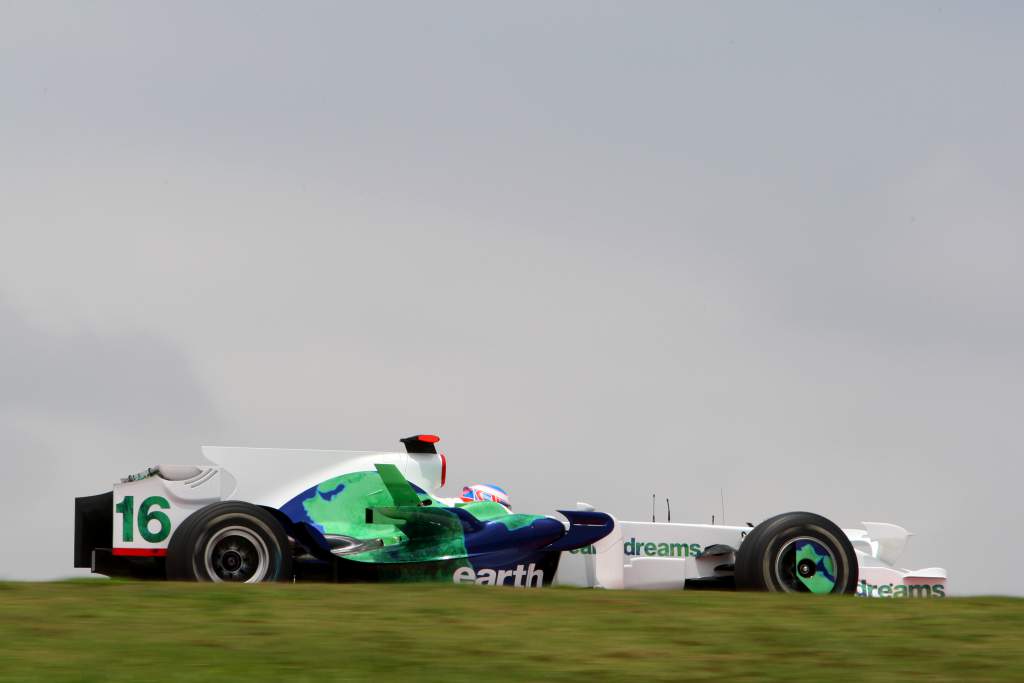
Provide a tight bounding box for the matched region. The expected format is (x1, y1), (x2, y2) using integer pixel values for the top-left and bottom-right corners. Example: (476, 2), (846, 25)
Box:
(735, 511), (857, 594)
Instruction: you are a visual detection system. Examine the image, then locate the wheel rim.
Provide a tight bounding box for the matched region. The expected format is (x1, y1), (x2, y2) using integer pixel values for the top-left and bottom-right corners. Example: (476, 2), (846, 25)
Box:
(773, 537), (838, 593)
(203, 526), (270, 583)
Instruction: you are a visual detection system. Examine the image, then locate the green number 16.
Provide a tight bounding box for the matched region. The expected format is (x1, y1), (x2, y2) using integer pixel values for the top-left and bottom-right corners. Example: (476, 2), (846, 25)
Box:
(115, 495), (172, 543)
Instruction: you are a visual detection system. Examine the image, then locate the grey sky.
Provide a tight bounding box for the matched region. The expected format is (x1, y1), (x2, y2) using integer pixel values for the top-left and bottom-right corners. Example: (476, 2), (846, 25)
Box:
(1, 2), (1021, 594)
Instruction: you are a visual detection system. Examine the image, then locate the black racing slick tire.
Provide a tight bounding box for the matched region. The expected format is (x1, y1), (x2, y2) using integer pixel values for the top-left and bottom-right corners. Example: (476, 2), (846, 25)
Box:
(735, 511), (857, 595)
(166, 502), (292, 583)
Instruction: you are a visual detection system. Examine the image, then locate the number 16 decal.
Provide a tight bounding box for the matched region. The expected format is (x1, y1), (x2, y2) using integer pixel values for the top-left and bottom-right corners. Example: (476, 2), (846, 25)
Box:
(115, 495), (172, 543)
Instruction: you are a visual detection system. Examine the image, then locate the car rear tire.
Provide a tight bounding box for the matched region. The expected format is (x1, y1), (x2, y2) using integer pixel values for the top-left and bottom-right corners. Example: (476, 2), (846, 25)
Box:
(166, 501), (292, 583)
(735, 511), (857, 594)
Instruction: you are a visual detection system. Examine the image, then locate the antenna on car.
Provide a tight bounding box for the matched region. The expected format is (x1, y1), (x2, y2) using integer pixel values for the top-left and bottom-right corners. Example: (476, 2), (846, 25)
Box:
(666, 498), (671, 523)
(651, 493), (656, 522)
(720, 488), (726, 524)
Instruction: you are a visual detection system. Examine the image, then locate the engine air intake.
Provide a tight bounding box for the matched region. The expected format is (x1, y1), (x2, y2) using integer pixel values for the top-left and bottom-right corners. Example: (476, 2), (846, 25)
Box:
(401, 434), (440, 454)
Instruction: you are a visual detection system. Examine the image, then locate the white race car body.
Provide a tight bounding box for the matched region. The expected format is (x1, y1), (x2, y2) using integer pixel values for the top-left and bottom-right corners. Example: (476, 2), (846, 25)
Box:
(554, 513), (948, 597)
(75, 437), (948, 595)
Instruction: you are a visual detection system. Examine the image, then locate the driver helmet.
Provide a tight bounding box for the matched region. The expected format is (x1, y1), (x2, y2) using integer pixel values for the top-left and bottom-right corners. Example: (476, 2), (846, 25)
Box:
(460, 483), (511, 510)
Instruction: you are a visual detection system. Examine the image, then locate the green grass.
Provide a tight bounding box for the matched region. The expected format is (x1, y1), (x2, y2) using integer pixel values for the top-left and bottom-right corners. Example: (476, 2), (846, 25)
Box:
(1, 581), (1021, 682)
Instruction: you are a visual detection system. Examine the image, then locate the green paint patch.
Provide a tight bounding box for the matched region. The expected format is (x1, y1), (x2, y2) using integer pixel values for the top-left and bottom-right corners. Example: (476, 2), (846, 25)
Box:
(301, 470), (473, 570)
(795, 541), (837, 594)
(303, 471), (404, 542)
(456, 501), (545, 531)
(458, 501), (511, 522)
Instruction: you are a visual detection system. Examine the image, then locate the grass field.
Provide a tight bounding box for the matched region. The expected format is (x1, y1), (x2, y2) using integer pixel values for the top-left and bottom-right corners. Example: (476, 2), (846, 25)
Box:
(1, 581), (1021, 682)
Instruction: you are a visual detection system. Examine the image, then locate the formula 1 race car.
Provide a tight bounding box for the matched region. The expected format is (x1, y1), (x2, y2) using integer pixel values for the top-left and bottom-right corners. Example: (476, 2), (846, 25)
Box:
(74, 435), (947, 596)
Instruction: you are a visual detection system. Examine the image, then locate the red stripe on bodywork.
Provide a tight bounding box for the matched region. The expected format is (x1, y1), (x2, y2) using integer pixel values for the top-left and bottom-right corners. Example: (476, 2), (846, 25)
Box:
(112, 548), (167, 557)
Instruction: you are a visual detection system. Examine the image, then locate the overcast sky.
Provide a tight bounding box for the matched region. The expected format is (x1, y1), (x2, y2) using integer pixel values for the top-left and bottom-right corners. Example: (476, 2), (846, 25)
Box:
(1, 2), (1021, 594)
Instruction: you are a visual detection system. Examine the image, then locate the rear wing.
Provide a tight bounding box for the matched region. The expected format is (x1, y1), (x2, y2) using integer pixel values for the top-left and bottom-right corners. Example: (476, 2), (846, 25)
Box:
(74, 492), (112, 568)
